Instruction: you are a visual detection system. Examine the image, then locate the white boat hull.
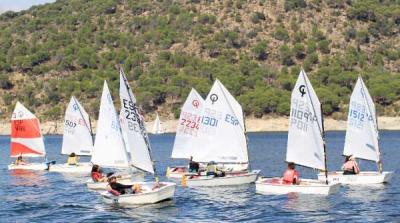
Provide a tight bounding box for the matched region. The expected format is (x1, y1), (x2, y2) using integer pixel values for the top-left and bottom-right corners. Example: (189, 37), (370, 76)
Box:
(182, 170), (259, 187)
(48, 162), (92, 173)
(255, 177), (340, 195)
(102, 182), (176, 205)
(166, 163), (249, 179)
(317, 171), (393, 185)
(8, 163), (48, 171)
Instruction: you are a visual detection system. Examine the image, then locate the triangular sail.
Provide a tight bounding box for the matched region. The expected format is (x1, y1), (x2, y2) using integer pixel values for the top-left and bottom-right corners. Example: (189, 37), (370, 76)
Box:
(194, 79), (248, 163)
(91, 81), (129, 168)
(343, 76), (380, 162)
(171, 88), (205, 159)
(61, 96), (94, 156)
(10, 102), (45, 157)
(152, 113), (163, 134)
(286, 70), (326, 170)
(119, 70), (154, 174)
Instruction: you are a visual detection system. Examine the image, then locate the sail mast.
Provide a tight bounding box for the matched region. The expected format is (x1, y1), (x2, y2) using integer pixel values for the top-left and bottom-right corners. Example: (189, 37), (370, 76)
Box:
(120, 68), (156, 175)
(300, 70), (328, 180)
(359, 76), (382, 173)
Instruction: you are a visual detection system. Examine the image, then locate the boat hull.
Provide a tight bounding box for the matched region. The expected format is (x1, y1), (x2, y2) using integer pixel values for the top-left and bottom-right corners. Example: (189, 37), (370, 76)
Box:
(102, 182), (176, 205)
(166, 163), (249, 179)
(8, 163), (48, 170)
(317, 171), (393, 185)
(182, 170), (259, 187)
(255, 177), (340, 195)
(48, 162), (92, 173)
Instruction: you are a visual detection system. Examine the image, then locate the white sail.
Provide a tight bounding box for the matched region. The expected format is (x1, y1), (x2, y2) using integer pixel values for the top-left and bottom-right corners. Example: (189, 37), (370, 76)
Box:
(171, 88), (205, 159)
(61, 96), (94, 156)
(343, 76), (380, 162)
(194, 79), (248, 163)
(91, 81), (129, 168)
(119, 70), (154, 174)
(152, 113), (163, 134)
(286, 70), (325, 170)
(10, 102), (45, 157)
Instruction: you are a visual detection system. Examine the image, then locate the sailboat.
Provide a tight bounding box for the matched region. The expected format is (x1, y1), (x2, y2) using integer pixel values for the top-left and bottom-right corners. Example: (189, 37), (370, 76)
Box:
(166, 88), (206, 178)
(86, 81), (137, 190)
(180, 79), (259, 187)
(8, 102), (48, 170)
(49, 96), (94, 173)
(317, 76), (393, 184)
(151, 113), (164, 134)
(256, 70), (340, 195)
(100, 69), (175, 205)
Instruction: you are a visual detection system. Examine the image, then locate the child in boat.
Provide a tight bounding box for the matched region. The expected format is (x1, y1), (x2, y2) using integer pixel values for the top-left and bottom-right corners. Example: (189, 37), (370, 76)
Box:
(206, 161), (225, 177)
(282, 162), (300, 185)
(342, 155), (360, 175)
(91, 164), (108, 182)
(107, 176), (142, 195)
(67, 153), (79, 165)
(188, 156), (200, 173)
(15, 155), (26, 165)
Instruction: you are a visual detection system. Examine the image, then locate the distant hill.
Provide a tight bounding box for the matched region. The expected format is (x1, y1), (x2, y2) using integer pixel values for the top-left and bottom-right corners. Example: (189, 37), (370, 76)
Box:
(0, 0), (399, 121)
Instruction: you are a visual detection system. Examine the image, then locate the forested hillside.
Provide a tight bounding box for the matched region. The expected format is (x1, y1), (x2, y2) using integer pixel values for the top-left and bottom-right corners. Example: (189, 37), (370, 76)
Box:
(0, 0), (399, 121)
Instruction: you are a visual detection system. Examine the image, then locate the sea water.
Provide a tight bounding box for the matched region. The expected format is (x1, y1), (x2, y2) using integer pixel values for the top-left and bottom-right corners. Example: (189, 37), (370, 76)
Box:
(0, 131), (399, 222)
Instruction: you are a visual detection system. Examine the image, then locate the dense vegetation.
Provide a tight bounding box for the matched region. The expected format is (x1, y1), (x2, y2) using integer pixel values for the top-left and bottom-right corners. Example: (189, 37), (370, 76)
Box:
(0, 0), (399, 121)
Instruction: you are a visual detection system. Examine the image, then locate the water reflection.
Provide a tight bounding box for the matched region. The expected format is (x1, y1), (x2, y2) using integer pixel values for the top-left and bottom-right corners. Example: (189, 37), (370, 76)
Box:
(9, 169), (49, 187)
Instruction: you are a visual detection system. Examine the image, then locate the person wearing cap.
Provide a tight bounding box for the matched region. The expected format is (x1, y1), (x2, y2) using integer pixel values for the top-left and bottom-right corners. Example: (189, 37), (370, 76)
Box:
(282, 162), (300, 185)
(342, 155), (360, 175)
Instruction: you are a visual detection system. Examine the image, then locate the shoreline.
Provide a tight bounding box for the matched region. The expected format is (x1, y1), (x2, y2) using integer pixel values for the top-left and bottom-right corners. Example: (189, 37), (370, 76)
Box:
(2, 116), (400, 135)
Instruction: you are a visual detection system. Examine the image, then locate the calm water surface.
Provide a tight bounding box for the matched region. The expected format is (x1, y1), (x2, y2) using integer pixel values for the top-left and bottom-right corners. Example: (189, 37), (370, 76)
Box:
(0, 131), (399, 222)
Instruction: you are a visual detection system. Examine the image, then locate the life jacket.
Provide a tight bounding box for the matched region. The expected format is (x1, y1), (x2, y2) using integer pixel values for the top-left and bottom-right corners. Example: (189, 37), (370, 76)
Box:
(343, 160), (360, 174)
(282, 169), (299, 184)
(206, 164), (217, 173)
(67, 156), (78, 165)
(91, 172), (103, 182)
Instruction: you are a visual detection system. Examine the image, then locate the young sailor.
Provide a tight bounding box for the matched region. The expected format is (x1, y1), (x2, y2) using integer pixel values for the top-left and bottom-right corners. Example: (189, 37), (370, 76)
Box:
(15, 155), (26, 165)
(91, 165), (108, 182)
(342, 155), (360, 175)
(188, 156), (199, 173)
(206, 161), (225, 177)
(282, 162), (300, 185)
(67, 153), (79, 165)
(107, 176), (142, 195)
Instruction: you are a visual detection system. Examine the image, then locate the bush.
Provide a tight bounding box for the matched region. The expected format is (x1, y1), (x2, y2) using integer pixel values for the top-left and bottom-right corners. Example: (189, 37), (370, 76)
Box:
(284, 0), (306, 12)
(252, 41), (268, 60)
(279, 44), (294, 66)
(250, 12), (266, 24)
(293, 43), (305, 59)
(318, 39), (330, 54)
(274, 25), (290, 41)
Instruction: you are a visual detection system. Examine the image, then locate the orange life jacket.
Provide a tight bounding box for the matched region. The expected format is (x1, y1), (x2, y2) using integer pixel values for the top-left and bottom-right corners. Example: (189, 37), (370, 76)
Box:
(282, 169), (299, 184)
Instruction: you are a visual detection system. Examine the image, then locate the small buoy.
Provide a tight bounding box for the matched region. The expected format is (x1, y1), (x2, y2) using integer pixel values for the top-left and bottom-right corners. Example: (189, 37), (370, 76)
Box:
(181, 175), (187, 187)
(166, 167), (170, 178)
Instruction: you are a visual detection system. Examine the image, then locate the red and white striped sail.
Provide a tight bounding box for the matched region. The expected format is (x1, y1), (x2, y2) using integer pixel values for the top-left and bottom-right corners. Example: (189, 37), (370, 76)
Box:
(10, 102), (45, 157)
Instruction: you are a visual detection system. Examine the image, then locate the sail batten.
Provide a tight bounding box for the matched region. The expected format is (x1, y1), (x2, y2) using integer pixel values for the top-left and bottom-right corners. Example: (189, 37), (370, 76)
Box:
(343, 76), (380, 162)
(286, 70), (325, 170)
(91, 81), (129, 168)
(10, 102), (45, 157)
(119, 70), (154, 174)
(61, 96), (94, 156)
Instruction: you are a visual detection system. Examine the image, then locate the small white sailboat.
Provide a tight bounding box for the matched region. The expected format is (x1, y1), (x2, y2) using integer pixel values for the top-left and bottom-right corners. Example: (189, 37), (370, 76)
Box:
(166, 88), (249, 178)
(317, 76), (393, 184)
(100, 69), (175, 205)
(180, 80), (259, 187)
(86, 81), (135, 190)
(49, 96), (94, 173)
(8, 102), (49, 170)
(256, 70), (340, 195)
(151, 113), (164, 134)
